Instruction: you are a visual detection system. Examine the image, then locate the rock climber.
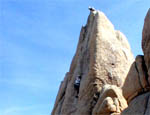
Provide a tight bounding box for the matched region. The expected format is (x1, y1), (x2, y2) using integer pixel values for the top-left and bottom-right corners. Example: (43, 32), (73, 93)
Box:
(74, 75), (81, 98)
(88, 6), (95, 11)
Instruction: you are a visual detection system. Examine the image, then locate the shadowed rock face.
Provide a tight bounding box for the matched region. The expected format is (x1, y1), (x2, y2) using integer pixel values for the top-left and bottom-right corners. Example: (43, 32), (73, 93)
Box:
(52, 10), (134, 115)
(122, 92), (150, 115)
(142, 9), (150, 85)
(122, 55), (149, 103)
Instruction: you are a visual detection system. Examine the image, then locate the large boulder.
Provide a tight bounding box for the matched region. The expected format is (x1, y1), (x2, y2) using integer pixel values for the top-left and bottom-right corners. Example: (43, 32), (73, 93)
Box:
(122, 55), (149, 103)
(142, 9), (150, 85)
(52, 9), (134, 115)
(121, 9), (150, 114)
(122, 92), (150, 115)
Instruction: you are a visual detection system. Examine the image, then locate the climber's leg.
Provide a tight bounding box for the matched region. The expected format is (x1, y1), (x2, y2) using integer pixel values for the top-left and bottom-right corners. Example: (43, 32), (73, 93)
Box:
(74, 84), (79, 98)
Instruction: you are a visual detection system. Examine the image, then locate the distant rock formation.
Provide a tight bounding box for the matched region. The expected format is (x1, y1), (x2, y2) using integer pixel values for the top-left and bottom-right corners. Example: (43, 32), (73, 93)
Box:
(52, 9), (150, 115)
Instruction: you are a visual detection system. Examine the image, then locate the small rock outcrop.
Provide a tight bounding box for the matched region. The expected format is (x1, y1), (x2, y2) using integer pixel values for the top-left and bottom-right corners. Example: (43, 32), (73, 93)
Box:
(93, 85), (127, 115)
(52, 8), (150, 115)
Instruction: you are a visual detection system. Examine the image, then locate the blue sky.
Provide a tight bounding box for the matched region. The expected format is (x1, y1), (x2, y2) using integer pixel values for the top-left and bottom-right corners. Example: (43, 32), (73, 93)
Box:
(0, 0), (149, 114)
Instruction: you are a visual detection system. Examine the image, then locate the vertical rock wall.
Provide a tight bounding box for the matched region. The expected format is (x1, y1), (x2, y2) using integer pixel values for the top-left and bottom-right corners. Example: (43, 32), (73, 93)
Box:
(52, 10), (134, 115)
(121, 9), (150, 115)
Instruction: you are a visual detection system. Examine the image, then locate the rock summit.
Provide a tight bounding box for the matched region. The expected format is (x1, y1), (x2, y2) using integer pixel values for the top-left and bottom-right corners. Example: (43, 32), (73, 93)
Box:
(52, 9), (150, 115)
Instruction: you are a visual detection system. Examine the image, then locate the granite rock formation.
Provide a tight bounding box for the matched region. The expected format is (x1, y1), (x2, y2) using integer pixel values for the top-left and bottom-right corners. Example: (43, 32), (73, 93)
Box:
(52, 9), (150, 115)
(121, 9), (150, 114)
(142, 9), (150, 86)
(52, 9), (133, 115)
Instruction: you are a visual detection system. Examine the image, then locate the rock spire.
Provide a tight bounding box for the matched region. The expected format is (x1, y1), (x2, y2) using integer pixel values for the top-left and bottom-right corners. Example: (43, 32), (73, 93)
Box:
(52, 9), (134, 115)
(52, 8), (150, 115)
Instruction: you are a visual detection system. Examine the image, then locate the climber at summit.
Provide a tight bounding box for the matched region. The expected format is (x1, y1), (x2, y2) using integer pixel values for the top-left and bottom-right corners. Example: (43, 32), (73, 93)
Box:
(74, 75), (81, 98)
(88, 6), (95, 11)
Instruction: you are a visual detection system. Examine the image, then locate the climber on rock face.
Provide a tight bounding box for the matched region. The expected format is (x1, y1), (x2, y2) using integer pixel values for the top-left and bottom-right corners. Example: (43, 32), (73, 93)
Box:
(74, 75), (81, 98)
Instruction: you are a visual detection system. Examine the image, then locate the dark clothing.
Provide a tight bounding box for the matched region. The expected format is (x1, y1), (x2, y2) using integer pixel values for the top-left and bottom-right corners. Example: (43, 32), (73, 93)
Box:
(74, 76), (81, 98)
(74, 83), (80, 94)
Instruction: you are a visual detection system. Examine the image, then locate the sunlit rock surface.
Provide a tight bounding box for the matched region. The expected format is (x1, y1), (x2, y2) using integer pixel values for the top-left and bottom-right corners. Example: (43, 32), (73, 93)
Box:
(52, 9), (134, 115)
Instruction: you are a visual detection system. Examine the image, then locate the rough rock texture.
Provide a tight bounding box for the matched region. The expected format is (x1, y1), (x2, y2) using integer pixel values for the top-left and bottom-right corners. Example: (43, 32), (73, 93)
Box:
(52, 10), (134, 115)
(120, 9), (150, 114)
(122, 92), (150, 115)
(142, 8), (150, 85)
(52, 8), (150, 115)
(92, 85), (127, 115)
(122, 55), (149, 103)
